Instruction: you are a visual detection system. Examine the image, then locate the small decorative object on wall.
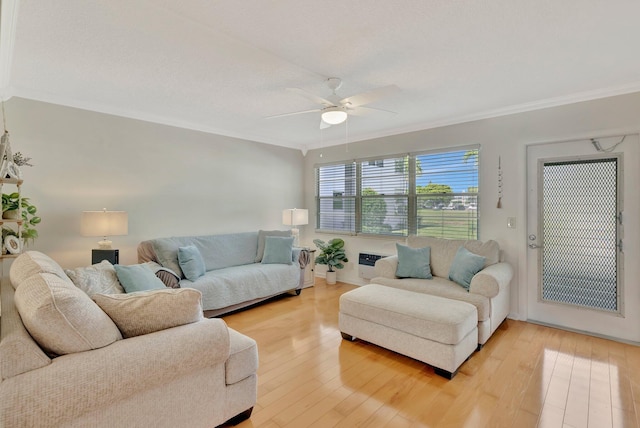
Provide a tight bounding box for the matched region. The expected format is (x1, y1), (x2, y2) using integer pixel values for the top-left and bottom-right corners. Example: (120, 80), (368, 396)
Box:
(313, 238), (349, 285)
(4, 234), (21, 254)
(496, 156), (503, 209)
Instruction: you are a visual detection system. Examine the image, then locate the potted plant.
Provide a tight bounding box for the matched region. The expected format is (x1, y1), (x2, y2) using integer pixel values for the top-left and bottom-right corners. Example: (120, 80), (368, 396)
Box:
(313, 238), (349, 285)
(1, 193), (41, 248)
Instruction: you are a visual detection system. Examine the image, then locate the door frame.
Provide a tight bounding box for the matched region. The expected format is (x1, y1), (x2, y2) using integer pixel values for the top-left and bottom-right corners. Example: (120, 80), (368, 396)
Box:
(524, 137), (631, 337)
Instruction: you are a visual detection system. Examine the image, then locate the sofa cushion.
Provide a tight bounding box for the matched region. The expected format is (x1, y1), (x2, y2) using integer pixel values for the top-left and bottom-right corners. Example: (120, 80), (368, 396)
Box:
(372, 276), (491, 321)
(14, 272), (122, 356)
(115, 264), (167, 293)
(184, 262), (300, 311)
(407, 236), (499, 278)
(448, 247), (486, 290)
(151, 232), (259, 278)
(178, 245), (206, 281)
(255, 230), (291, 262)
(93, 288), (204, 338)
(395, 244), (432, 279)
(9, 251), (71, 290)
(262, 236), (294, 265)
(464, 240), (500, 267)
(65, 260), (125, 297)
(0, 279), (51, 380)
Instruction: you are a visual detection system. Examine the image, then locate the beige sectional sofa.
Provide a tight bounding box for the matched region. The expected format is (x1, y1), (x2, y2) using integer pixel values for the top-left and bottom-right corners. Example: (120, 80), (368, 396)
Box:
(0, 251), (258, 427)
(372, 236), (513, 346)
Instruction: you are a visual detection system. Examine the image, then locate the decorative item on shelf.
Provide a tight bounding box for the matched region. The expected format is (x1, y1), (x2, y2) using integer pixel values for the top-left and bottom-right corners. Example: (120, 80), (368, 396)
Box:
(4, 235), (21, 254)
(313, 238), (348, 285)
(496, 156), (503, 209)
(81, 209), (128, 264)
(282, 208), (308, 246)
(0, 102), (22, 180)
(1, 193), (41, 247)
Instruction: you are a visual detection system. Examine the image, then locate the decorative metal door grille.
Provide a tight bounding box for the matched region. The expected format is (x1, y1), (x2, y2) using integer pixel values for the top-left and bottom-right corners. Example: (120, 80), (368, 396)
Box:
(540, 157), (621, 313)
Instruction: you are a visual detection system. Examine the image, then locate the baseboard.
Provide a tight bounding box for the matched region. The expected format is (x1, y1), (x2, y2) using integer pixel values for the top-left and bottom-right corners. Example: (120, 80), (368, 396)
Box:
(526, 319), (640, 346)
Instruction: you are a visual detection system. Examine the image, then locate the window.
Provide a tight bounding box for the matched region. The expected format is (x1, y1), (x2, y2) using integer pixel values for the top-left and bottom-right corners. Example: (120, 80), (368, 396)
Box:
(315, 146), (479, 238)
(416, 149), (479, 239)
(317, 163), (356, 233)
(361, 155), (408, 235)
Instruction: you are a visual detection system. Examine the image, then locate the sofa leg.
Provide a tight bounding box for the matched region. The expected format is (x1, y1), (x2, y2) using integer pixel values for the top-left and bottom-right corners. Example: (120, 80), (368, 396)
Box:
(295, 288), (301, 296)
(476, 343), (484, 352)
(434, 367), (458, 380)
(219, 407), (253, 426)
(341, 332), (356, 341)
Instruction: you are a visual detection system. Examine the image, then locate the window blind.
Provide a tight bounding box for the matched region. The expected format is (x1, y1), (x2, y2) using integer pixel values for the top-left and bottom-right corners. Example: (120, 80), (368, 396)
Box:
(315, 146), (479, 239)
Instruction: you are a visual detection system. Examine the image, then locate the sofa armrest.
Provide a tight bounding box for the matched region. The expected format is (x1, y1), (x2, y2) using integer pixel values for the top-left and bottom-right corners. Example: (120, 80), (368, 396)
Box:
(137, 240), (158, 264)
(373, 256), (399, 279)
(0, 319), (230, 425)
(469, 262), (514, 299)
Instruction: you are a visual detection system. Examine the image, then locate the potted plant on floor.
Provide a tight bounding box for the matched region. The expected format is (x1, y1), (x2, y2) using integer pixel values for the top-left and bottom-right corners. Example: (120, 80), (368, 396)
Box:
(313, 238), (348, 285)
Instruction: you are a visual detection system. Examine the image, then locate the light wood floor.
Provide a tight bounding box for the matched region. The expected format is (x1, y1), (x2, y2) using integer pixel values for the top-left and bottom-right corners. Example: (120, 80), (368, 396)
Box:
(223, 279), (640, 428)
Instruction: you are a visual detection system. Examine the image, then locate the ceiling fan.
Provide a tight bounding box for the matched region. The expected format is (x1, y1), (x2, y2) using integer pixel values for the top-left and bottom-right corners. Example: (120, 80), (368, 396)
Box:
(267, 77), (400, 129)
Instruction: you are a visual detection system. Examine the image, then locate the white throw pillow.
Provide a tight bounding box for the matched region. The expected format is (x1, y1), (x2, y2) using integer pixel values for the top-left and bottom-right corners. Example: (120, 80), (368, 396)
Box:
(65, 260), (125, 297)
(93, 288), (204, 338)
(14, 272), (122, 356)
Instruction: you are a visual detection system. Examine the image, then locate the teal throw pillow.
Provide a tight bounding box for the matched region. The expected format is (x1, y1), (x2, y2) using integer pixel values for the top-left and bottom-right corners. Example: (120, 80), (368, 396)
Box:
(115, 264), (167, 293)
(178, 245), (206, 281)
(448, 247), (486, 290)
(395, 244), (432, 279)
(262, 236), (294, 265)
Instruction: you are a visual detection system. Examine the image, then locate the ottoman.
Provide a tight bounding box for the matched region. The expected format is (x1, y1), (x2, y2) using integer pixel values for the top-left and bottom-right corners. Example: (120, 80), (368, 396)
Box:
(339, 284), (478, 379)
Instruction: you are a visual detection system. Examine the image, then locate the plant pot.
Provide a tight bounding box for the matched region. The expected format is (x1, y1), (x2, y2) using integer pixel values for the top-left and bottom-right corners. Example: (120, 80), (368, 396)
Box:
(325, 271), (337, 285)
(2, 209), (19, 220)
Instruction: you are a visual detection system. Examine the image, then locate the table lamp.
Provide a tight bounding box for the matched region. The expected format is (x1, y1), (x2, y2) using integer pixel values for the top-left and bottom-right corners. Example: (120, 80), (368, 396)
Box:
(81, 208), (128, 264)
(282, 208), (308, 246)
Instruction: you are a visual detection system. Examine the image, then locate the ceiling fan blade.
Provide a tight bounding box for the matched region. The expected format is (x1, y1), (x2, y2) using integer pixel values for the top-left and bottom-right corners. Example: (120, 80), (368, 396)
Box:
(348, 106), (398, 117)
(319, 119), (331, 129)
(340, 84), (400, 108)
(287, 87), (334, 107)
(265, 108), (321, 119)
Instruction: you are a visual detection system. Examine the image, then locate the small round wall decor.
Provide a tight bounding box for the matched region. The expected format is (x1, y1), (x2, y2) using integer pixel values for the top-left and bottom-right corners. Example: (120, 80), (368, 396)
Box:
(4, 235), (21, 254)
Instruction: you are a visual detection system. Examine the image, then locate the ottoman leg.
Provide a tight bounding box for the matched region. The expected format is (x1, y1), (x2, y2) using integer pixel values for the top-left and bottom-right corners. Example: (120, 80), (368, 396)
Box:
(434, 367), (458, 380)
(340, 332), (356, 341)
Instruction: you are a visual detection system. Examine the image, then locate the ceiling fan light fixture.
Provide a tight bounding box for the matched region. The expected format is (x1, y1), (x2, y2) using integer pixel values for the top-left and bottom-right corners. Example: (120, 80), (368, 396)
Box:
(321, 107), (348, 125)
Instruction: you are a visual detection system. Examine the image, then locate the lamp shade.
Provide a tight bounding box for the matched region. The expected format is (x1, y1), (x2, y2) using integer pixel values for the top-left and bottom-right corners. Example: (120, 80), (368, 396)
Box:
(81, 210), (128, 237)
(282, 208), (308, 226)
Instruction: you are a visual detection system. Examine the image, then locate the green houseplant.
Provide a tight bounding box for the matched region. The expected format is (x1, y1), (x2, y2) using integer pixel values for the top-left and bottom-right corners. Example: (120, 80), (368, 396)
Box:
(2, 192), (41, 247)
(313, 238), (349, 285)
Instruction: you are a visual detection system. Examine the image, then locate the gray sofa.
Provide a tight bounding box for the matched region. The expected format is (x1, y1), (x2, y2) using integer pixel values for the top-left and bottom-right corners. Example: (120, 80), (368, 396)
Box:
(372, 236), (513, 346)
(138, 231), (306, 317)
(0, 251), (258, 427)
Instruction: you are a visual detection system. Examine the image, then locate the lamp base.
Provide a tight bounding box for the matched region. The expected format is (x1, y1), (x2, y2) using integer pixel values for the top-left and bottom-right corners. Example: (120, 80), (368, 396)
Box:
(291, 228), (300, 246)
(97, 239), (113, 249)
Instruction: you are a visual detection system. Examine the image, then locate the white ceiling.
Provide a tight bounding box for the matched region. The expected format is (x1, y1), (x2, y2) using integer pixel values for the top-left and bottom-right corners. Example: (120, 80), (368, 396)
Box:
(2, 0), (640, 152)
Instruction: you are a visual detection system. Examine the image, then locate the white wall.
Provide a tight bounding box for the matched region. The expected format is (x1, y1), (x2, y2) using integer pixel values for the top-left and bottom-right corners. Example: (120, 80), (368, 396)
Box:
(4, 93), (639, 342)
(302, 92), (640, 342)
(3, 97), (305, 268)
